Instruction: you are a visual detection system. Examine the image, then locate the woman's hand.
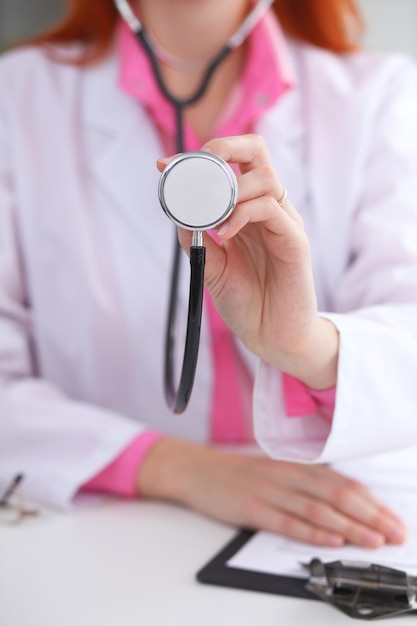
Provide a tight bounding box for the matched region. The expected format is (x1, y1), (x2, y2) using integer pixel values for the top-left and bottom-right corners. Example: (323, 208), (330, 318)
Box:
(158, 134), (338, 390)
(137, 437), (407, 548)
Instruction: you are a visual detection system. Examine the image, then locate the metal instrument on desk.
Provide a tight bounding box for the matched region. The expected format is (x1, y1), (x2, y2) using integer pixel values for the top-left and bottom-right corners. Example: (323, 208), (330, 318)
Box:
(305, 558), (417, 620)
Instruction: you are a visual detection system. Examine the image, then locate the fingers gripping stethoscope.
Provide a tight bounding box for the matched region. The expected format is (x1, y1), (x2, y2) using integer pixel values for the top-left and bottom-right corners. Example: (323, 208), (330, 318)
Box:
(114, 0), (275, 412)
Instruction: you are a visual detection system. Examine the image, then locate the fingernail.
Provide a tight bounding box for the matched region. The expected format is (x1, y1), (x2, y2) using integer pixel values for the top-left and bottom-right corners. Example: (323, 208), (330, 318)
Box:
(325, 534), (344, 547)
(156, 157), (170, 165)
(217, 222), (229, 237)
(363, 531), (385, 548)
(386, 524), (407, 544)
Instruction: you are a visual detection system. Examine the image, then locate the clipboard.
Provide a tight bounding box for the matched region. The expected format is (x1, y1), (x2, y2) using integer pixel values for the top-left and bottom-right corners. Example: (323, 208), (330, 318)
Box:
(196, 529), (417, 619)
(196, 528), (317, 600)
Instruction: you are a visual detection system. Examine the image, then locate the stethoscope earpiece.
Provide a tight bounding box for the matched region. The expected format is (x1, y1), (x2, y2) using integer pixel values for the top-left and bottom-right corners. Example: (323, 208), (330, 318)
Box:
(158, 152), (238, 231)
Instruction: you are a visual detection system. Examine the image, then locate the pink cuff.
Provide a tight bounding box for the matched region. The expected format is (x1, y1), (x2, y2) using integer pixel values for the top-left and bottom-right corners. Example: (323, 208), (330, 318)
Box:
(283, 374), (336, 422)
(81, 430), (163, 498)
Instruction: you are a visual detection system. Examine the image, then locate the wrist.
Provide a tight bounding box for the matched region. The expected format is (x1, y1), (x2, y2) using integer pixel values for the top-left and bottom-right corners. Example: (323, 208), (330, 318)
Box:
(262, 316), (339, 390)
(135, 436), (205, 503)
(290, 316), (339, 390)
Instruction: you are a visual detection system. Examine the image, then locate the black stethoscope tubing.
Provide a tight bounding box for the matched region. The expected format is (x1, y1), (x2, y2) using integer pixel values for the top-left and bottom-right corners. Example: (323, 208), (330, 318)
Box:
(135, 34), (233, 413)
(135, 29), (233, 153)
(114, 0), (274, 412)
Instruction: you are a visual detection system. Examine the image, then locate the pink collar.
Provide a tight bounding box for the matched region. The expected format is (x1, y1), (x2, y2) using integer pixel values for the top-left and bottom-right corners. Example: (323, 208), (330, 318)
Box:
(117, 9), (295, 152)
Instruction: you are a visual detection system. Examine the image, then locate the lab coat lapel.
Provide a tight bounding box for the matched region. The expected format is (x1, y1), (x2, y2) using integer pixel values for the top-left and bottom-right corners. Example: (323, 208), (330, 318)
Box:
(80, 51), (176, 277)
(256, 40), (307, 215)
(293, 43), (362, 299)
(77, 52), (209, 434)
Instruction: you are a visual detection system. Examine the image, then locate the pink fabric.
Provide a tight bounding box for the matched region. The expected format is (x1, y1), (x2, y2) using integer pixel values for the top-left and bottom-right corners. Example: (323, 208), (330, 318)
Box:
(81, 10), (335, 497)
(82, 430), (162, 497)
(118, 10), (293, 152)
(283, 374), (336, 422)
(310, 386), (337, 422)
(206, 291), (253, 443)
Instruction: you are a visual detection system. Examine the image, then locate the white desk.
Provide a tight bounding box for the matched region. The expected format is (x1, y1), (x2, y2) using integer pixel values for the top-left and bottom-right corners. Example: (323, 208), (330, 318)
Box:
(0, 499), (414, 626)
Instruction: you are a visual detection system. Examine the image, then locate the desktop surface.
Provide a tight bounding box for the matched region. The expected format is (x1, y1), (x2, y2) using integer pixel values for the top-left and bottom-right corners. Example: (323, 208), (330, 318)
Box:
(0, 499), (414, 626)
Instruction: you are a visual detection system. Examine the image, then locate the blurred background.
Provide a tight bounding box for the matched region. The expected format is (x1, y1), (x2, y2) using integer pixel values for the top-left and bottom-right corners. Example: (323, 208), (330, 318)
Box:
(0, 0), (416, 57)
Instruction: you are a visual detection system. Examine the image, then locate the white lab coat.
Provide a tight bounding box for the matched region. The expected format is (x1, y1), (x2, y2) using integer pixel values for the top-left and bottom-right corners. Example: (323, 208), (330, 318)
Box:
(1, 38), (417, 508)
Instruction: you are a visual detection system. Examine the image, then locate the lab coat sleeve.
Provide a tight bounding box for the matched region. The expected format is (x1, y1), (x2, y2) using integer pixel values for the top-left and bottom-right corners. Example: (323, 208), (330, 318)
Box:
(0, 100), (146, 509)
(253, 56), (417, 463)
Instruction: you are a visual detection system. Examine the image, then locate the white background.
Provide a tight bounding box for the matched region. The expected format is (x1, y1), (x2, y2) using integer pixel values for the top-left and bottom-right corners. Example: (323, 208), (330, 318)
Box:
(0, 0), (416, 57)
(359, 0), (417, 57)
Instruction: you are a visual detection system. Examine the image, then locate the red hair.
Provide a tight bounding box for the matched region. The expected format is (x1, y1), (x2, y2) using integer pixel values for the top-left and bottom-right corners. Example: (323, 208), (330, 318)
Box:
(24, 0), (363, 64)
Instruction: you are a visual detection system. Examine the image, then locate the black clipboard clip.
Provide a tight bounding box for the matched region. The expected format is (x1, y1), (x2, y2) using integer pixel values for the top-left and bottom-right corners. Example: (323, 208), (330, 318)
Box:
(304, 558), (417, 620)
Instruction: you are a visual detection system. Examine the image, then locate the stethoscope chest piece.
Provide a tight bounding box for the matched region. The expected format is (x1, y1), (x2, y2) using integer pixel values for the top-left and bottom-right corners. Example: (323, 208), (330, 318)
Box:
(158, 151), (238, 231)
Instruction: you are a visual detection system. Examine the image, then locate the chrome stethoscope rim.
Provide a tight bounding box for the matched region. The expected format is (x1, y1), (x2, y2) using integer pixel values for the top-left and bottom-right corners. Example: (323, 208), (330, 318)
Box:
(158, 152), (238, 231)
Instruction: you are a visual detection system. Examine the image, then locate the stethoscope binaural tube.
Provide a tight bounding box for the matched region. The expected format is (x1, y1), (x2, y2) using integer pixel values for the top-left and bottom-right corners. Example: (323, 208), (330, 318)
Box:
(113, 0), (276, 154)
(114, 0), (275, 412)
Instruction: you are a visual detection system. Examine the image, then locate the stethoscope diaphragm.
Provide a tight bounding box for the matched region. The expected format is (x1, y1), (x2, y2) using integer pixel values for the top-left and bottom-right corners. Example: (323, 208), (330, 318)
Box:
(158, 151), (238, 231)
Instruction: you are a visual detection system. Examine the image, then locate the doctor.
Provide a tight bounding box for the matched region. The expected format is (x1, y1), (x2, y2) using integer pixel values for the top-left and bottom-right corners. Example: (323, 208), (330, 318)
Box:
(0, 0), (416, 547)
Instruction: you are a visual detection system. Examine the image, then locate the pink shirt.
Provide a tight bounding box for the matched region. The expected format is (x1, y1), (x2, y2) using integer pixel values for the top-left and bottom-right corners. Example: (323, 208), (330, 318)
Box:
(83, 11), (336, 498)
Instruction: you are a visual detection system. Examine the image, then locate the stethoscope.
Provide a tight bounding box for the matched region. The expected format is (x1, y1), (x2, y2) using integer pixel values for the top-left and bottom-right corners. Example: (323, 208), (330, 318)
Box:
(114, 0), (275, 412)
